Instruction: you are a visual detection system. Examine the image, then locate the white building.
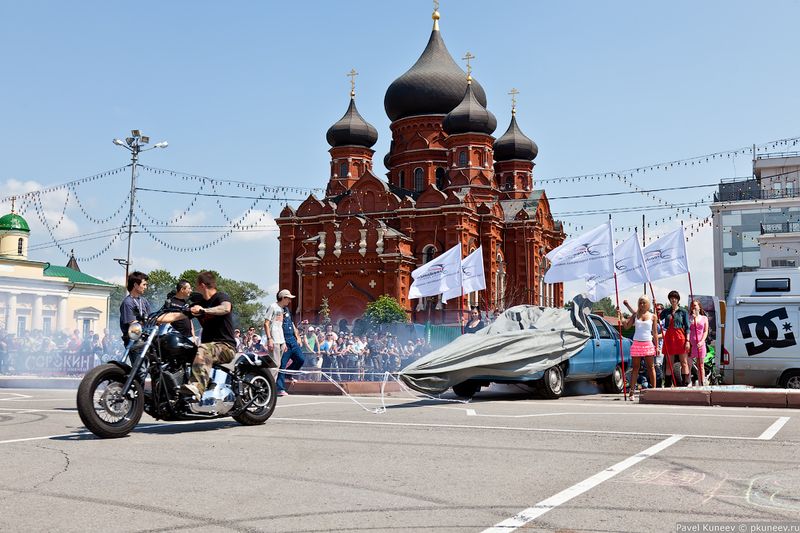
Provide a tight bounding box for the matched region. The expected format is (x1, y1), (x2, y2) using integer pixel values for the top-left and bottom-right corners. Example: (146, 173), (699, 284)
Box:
(711, 153), (800, 298)
(0, 206), (115, 338)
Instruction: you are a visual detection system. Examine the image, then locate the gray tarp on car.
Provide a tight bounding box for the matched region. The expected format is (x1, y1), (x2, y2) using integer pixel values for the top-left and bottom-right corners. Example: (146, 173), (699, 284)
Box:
(399, 297), (594, 395)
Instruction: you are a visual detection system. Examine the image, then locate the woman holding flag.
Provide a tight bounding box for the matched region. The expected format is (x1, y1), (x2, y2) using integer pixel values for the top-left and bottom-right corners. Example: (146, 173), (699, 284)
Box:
(660, 290), (691, 386)
(622, 295), (658, 398)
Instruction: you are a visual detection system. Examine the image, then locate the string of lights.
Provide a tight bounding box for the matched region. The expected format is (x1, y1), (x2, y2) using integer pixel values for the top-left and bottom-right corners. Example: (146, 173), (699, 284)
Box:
(136, 164), (325, 195)
(537, 136), (800, 184)
(0, 166), (129, 205)
(69, 183), (130, 225)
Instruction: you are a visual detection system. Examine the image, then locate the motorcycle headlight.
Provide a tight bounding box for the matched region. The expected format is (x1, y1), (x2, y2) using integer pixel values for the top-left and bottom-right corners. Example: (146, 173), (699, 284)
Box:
(128, 322), (143, 341)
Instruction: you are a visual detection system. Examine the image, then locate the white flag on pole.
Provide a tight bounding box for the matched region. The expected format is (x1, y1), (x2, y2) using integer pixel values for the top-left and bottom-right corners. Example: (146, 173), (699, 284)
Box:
(643, 227), (689, 282)
(442, 246), (487, 303)
(586, 233), (650, 301)
(544, 221), (615, 284)
(408, 243), (462, 299)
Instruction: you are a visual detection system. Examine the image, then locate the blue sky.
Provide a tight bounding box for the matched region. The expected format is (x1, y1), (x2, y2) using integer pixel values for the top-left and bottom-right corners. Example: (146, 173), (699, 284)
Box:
(1, 0), (799, 303)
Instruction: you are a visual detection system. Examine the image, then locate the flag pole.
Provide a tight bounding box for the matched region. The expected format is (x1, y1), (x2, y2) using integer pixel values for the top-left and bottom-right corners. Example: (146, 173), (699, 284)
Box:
(649, 281), (675, 387)
(682, 221), (702, 386)
(613, 272), (629, 400)
(459, 291), (464, 334)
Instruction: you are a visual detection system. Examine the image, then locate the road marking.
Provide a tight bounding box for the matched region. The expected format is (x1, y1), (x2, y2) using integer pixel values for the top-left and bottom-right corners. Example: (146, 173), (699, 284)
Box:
(272, 417), (762, 441)
(482, 435), (684, 532)
(0, 393), (33, 401)
(757, 416), (790, 440)
(460, 409), (782, 420)
(0, 407), (75, 414)
(0, 419), (228, 446)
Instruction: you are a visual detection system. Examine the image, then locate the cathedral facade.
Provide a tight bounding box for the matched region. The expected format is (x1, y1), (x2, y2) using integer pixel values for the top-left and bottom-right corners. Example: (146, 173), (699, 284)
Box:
(276, 8), (565, 324)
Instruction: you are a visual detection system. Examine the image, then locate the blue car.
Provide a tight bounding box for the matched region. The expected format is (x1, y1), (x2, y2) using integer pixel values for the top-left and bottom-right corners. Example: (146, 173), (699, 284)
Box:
(451, 314), (632, 399)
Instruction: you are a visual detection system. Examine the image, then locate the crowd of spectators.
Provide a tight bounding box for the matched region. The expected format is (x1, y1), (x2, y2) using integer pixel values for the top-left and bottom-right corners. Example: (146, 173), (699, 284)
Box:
(234, 321), (434, 381)
(0, 328), (124, 375)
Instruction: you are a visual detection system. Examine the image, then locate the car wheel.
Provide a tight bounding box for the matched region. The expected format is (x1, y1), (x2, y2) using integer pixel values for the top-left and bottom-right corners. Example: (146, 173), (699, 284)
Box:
(452, 380), (481, 399)
(539, 366), (564, 399)
(780, 370), (800, 389)
(601, 364), (624, 394)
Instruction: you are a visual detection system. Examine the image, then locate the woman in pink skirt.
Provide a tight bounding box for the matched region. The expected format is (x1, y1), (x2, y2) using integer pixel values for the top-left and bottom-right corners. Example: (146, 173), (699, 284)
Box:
(689, 299), (709, 386)
(622, 296), (659, 398)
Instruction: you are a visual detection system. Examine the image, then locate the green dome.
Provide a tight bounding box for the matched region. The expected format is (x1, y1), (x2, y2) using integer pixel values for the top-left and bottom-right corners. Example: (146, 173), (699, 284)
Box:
(0, 213), (30, 232)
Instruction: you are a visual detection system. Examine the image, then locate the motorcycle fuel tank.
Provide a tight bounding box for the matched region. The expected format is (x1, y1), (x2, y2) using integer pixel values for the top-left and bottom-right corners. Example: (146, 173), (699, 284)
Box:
(157, 329), (197, 364)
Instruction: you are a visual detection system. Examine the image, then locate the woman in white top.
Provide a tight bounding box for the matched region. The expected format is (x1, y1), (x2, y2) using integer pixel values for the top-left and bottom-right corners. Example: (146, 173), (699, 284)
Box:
(623, 295), (659, 398)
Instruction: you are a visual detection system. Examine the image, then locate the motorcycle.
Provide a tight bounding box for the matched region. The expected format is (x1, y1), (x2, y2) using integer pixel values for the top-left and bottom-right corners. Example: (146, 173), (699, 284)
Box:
(76, 303), (277, 438)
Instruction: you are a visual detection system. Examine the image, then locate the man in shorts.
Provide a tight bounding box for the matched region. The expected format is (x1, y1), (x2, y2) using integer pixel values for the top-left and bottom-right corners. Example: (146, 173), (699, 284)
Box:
(176, 271), (237, 401)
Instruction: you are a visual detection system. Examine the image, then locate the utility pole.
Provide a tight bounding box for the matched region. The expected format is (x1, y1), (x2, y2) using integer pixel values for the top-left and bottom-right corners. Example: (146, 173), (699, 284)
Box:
(112, 131), (168, 282)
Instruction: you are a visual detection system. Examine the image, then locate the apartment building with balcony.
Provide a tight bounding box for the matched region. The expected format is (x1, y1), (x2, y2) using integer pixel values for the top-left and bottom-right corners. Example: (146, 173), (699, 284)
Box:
(711, 152), (800, 298)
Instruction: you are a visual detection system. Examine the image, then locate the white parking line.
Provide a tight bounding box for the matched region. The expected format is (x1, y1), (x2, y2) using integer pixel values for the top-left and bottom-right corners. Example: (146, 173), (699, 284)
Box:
(271, 416), (763, 441)
(482, 435), (685, 532)
(757, 416), (791, 440)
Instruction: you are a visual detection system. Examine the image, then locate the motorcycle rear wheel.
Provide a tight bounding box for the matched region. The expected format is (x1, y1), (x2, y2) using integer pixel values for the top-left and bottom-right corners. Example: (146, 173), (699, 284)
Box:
(233, 368), (277, 426)
(77, 364), (144, 439)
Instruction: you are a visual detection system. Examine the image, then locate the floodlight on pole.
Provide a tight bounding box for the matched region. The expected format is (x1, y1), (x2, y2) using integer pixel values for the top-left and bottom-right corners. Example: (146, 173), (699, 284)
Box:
(112, 129), (168, 282)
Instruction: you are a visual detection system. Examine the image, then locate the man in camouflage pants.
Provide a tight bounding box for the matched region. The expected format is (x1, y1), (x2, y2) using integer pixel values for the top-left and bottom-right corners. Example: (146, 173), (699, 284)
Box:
(178, 271), (237, 401)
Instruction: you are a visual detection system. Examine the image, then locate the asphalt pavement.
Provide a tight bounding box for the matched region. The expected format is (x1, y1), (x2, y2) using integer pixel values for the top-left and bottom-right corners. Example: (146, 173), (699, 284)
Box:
(1, 385), (799, 532)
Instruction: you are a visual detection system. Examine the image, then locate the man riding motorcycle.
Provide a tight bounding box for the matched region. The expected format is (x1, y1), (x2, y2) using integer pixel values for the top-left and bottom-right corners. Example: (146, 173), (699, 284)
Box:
(162, 271), (236, 401)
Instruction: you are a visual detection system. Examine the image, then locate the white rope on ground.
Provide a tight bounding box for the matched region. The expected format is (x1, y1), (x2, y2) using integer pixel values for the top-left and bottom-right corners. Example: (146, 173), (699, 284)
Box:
(275, 369), (471, 414)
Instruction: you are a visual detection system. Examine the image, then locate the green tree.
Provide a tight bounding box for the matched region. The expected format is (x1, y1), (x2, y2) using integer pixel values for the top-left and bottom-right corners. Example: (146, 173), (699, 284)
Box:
(318, 297), (331, 325)
(363, 295), (408, 327)
(177, 269), (266, 330)
(145, 269), (177, 310)
(591, 297), (618, 317)
(108, 284), (127, 334)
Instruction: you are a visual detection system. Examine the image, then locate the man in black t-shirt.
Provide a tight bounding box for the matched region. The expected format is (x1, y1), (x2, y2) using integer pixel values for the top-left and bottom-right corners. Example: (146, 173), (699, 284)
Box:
(173, 271), (236, 401)
(168, 279), (195, 339)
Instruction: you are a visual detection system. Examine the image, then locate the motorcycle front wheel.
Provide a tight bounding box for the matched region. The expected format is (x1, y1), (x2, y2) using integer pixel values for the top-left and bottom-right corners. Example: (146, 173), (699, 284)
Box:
(233, 368), (277, 426)
(77, 364), (144, 438)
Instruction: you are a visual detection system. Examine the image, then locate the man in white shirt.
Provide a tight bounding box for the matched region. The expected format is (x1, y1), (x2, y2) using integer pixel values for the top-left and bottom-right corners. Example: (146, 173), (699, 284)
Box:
(263, 292), (287, 373)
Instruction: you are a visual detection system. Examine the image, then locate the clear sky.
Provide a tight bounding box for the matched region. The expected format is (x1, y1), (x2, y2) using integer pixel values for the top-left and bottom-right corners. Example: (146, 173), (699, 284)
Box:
(1, 0), (799, 304)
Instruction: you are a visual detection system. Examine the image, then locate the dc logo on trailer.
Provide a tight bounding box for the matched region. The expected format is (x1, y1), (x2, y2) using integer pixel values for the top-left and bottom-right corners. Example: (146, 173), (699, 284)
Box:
(737, 307), (796, 356)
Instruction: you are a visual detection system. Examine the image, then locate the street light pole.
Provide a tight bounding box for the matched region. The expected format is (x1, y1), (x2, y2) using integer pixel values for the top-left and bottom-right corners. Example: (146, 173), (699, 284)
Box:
(113, 130), (168, 282)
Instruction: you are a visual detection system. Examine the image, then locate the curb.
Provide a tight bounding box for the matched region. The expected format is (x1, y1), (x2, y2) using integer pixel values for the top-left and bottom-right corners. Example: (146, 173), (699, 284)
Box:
(1, 376), (404, 396)
(0, 376), (82, 389)
(287, 381), (403, 396)
(640, 387), (800, 408)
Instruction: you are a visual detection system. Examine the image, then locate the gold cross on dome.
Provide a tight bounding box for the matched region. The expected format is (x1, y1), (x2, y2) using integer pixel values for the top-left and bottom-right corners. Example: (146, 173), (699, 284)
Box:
(347, 68), (358, 96)
(10, 196), (16, 213)
(433, 0), (439, 12)
(462, 51), (475, 79)
(508, 88), (519, 113)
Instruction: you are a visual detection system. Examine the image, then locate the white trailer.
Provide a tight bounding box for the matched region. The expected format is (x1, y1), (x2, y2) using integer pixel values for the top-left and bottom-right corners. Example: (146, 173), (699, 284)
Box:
(721, 268), (800, 388)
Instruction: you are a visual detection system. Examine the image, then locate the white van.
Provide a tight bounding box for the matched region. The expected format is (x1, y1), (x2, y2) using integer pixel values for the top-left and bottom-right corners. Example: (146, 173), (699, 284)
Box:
(721, 268), (800, 388)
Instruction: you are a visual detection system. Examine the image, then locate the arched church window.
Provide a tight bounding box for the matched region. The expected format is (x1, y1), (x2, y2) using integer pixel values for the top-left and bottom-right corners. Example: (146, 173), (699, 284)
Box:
(339, 162), (349, 178)
(435, 167), (446, 190)
(414, 167), (424, 191)
(422, 245), (437, 264)
(17, 238), (23, 255)
(495, 253), (506, 310)
(458, 151), (467, 167)
(398, 170), (405, 189)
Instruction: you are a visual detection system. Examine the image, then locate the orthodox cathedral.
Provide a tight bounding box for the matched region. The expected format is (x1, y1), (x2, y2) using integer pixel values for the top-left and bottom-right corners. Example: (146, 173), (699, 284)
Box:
(276, 7), (565, 323)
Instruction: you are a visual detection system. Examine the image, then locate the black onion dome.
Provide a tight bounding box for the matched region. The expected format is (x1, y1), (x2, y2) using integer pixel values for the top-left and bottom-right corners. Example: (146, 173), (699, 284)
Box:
(384, 27), (487, 121)
(326, 97), (378, 148)
(442, 82), (497, 135)
(493, 114), (538, 161)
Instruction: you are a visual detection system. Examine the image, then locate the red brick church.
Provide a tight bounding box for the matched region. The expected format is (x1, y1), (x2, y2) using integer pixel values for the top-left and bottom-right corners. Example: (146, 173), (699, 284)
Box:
(276, 7), (565, 324)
